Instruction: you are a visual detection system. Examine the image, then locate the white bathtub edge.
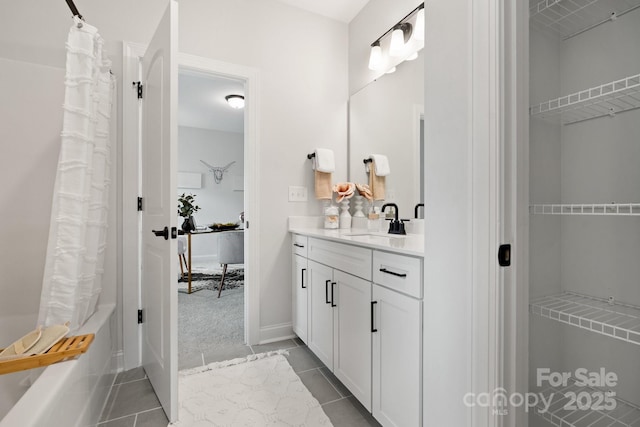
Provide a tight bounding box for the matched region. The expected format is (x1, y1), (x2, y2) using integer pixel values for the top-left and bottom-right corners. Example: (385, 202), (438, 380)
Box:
(0, 303), (117, 427)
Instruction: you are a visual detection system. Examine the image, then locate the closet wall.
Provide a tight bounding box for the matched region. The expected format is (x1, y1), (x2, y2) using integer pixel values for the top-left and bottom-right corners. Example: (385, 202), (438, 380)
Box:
(529, 3), (640, 426)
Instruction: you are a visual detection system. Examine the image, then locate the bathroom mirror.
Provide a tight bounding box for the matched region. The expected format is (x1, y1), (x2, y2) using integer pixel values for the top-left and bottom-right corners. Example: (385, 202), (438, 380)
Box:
(348, 51), (424, 220)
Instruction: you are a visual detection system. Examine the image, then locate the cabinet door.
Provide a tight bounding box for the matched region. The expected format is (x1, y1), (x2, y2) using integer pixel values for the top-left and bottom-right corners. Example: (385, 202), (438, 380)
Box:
(308, 260), (334, 369)
(292, 254), (308, 343)
(334, 270), (372, 411)
(372, 284), (422, 427)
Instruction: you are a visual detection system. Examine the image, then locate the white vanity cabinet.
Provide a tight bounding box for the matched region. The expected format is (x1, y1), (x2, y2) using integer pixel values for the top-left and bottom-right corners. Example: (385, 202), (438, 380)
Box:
(371, 250), (423, 426)
(291, 235), (308, 343)
(290, 232), (423, 426)
(307, 238), (373, 410)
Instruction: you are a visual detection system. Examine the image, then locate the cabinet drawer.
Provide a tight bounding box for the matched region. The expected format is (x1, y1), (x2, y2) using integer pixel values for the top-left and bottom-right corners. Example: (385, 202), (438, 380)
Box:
(372, 251), (422, 299)
(292, 234), (308, 257)
(308, 238), (372, 280)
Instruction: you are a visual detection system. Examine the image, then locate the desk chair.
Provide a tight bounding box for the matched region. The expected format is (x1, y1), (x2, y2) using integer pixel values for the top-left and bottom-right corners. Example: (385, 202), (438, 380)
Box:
(217, 231), (244, 298)
(178, 236), (188, 280)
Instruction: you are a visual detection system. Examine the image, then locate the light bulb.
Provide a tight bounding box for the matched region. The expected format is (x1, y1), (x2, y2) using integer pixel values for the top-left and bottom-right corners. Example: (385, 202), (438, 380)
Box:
(389, 25), (405, 57)
(414, 7), (425, 41)
(406, 52), (418, 61)
(368, 42), (382, 71)
(389, 23), (412, 57)
(386, 66), (396, 74)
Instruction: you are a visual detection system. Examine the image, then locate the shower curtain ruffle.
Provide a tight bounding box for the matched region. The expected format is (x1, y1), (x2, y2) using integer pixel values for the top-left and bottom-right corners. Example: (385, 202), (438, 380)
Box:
(38, 18), (115, 332)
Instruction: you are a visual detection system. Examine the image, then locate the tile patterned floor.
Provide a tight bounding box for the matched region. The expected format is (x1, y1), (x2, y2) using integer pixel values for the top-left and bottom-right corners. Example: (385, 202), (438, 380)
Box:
(98, 338), (380, 426)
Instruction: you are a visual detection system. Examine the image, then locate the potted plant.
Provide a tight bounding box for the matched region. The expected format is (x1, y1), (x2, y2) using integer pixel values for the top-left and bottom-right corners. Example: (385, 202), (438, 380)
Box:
(177, 193), (200, 232)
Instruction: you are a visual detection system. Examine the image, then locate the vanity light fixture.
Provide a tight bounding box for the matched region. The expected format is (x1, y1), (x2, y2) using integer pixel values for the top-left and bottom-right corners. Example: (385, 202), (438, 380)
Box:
(225, 94), (245, 109)
(366, 3), (424, 74)
(386, 66), (397, 74)
(368, 41), (382, 71)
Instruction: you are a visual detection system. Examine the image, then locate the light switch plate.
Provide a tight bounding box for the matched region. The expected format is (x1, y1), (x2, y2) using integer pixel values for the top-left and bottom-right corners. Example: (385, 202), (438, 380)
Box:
(288, 185), (308, 202)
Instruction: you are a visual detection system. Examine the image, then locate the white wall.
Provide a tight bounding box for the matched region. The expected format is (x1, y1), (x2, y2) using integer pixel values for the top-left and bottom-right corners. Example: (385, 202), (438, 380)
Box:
(0, 0), (348, 348)
(348, 0), (421, 95)
(178, 126), (244, 263)
(0, 58), (64, 317)
(178, 0), (348, 334)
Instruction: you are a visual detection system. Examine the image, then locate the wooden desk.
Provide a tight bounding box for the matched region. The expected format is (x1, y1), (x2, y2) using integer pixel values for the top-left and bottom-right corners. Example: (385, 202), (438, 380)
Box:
(181, 229), (243, 294)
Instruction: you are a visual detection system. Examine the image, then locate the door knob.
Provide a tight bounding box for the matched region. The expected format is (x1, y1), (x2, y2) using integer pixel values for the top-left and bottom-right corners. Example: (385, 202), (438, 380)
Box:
(152, 226), (169, 240)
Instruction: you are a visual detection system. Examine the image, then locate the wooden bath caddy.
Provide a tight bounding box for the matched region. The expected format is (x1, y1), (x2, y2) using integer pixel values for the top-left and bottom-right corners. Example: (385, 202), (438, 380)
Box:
(0, 334), (95, 375)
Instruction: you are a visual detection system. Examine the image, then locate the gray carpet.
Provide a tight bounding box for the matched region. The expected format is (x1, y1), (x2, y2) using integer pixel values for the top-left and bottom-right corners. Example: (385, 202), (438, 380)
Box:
(178, 286), (244, 369)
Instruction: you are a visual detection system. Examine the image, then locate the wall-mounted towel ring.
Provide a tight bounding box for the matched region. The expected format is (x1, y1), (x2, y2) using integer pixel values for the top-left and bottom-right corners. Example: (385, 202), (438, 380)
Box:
(307, 153), (316, 159)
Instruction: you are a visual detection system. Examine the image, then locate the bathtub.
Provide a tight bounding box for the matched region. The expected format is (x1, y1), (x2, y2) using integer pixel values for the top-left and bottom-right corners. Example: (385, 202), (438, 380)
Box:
(0, 303), (117, 427)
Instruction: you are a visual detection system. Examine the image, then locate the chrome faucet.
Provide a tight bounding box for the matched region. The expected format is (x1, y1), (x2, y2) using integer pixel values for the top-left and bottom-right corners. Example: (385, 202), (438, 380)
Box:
(381, 203), (406, 235)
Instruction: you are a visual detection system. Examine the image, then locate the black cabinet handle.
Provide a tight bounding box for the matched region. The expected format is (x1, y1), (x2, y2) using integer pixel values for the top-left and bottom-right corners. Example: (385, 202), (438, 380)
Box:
(301, 268), (306, 288)
(379, 268), (407, 278)
(325, 280), (331, 304)
(331, 282), (336, 307)
(371, 301), (378, 332)
(293, 243), (305, 248)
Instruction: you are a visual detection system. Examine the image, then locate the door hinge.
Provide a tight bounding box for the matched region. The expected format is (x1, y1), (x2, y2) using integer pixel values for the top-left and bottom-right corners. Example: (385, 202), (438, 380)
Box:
(138, 309), (143, 324)
(137, 197), (143, 211)
(133, 81), (143, 99)
(498, 244), (511, 267)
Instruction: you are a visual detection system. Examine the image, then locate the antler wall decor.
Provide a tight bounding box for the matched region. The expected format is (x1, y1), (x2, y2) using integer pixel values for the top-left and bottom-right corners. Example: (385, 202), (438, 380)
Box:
(200, 160), (236, 184)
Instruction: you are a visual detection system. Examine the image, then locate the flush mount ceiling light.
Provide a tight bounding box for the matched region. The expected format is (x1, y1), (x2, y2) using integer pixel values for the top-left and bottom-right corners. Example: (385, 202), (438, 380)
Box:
(225, 94), (245, 109)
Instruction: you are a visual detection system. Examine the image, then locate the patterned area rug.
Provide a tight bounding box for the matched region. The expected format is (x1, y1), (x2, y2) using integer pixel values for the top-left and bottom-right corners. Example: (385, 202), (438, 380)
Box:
(177, 268), (244, 294)
(171, 351), (333, 426)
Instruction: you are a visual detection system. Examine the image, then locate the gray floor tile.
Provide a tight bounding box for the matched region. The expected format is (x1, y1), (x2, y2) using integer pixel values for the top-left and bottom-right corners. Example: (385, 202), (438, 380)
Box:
(202, 344), (253, 364)
(97, 415), (136, 427)
(100, 384), (121, 422)
(100, 379), (161, 422)
(319, 366), (352, 398)
(285, 346), (323, 373)
(114, 367), (146, 385)
(252, 338), (298, 353)
(135, 408), (169, 427)
(322, 396), (381, 427)
(293, 336), (305, 346)
(298, 369), (342, 404)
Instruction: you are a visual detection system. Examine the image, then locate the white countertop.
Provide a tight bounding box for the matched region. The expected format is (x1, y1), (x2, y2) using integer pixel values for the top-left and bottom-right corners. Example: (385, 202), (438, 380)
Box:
(289, 226), (424, 257)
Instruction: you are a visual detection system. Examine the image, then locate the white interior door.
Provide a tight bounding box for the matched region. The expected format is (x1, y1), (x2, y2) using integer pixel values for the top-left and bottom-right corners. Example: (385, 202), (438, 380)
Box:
(140, 0), (178, 422)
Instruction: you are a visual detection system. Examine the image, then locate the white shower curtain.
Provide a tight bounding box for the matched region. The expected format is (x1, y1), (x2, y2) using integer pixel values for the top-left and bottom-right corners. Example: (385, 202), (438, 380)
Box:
(38, 17), (115, 331)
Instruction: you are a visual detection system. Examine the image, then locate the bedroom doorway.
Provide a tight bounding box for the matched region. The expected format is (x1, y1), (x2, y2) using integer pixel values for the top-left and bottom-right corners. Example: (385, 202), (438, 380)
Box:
(176, 70), (248, 370)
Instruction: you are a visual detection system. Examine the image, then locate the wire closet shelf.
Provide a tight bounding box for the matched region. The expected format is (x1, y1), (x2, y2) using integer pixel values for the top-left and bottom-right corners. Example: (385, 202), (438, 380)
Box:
(530, 292), (640, 346)
(529, 74), (640, 125)
(530, 0), (640, 39)
(530, 203), (640, 215)
(534, 381), (640, 427)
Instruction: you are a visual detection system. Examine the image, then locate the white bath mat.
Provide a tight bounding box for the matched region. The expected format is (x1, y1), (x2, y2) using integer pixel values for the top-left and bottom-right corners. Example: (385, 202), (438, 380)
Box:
(171, 351), (333, 426)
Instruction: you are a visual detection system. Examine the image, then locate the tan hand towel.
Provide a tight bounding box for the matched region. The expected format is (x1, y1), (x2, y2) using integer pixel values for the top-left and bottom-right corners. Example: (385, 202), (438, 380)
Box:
(369, 161), (386, 201)
(315, 170), (332, 200)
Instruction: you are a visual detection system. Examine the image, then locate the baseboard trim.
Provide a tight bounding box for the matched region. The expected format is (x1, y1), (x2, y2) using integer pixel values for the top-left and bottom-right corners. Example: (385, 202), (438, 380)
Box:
(258, 322), (294, 344)
(113, 350), (124, 373)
